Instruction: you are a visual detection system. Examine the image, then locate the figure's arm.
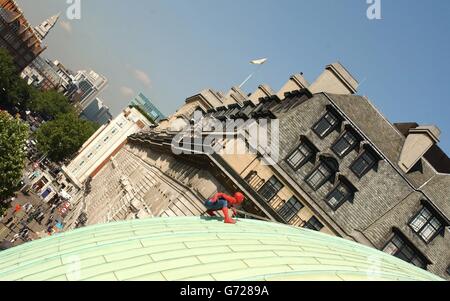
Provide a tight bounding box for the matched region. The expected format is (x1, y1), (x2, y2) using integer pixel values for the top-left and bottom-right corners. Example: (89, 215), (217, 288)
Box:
(219, 194), (237, 204)
(231, 206), (237, 217)
(210, 192), (225, 202)
(211, 192), (236, 203)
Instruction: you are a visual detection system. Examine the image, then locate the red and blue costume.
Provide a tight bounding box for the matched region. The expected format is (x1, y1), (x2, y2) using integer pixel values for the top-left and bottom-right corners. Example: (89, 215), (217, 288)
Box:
(205, 192), (245, 224)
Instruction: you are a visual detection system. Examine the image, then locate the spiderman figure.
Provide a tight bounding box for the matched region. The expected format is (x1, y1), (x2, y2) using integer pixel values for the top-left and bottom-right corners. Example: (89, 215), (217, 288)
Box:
(205, 192), (245, 224)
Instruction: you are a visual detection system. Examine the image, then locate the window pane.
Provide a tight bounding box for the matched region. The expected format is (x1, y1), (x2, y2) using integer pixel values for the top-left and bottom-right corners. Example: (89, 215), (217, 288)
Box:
(306, 164), (332, 190)
(313, 112), (338, 137)
(303, 216), (324, 231)
(287, 143), (312, 169)
(258, 176), (283, 202)
(326, 184), (350, 209)
(352, 151), (376, 177)
(332, 132), (357, 156)
(410, 207), (443, 243)
(383, 242), (398, 256)
(419, 224), (438, 242)
(278, 197), (304, 222)
(384, 234), (426, 269)
(410, 213), (428, 232)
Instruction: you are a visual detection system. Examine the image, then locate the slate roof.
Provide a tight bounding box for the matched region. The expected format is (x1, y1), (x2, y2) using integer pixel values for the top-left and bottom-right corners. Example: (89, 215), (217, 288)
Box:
(420, 174), (450, 220)
(326, 93), (450, 220)
(0, 217), (442, 281)
(326, 93), (406, 164)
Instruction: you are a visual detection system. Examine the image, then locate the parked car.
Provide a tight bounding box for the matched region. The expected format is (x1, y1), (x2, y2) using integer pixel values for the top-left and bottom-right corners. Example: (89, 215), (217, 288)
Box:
(35, 212), (45, 224)
(23, 203), (33, 213)
(19, 230), (30, 240)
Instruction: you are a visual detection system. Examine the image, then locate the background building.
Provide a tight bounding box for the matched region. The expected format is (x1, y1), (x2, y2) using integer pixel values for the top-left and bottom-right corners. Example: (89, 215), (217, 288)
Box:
(0, 0), (46, 70)
(69, 62), (450, 280)
(71, 70), (108, 112)
(62, 107), (153, 189)
(33, 13), (59, 41)
(80, 97), (113, 126)
(130, 93), (166, 122)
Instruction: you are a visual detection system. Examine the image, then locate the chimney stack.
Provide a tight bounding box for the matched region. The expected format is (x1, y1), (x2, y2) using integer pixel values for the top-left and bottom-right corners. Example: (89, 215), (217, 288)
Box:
(276, 74), (310, 100)
(398, 125), (441, 173)
(309, 62), (359, 95)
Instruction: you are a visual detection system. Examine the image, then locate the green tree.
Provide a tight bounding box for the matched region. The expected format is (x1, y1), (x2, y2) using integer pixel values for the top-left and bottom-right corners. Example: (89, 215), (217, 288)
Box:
(0, 111), (29, 201)
(7, 78), (36, 110)
(30, 90), (74, 119)
(0, 48), (20, 103)
(35, 112), (99, 162)
(0, 48), (36, 111)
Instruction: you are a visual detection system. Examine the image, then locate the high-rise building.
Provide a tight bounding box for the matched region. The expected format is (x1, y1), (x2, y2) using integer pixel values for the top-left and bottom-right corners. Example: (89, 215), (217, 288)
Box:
(21, 56), (76, 92)
(130, 93), (165, 122)
(74, 62), (450, 280)
(80, 97), (113, 126)
(21, 55), (61, 90)
(71, 70), (108, 112)
(0, 0), (46, 71)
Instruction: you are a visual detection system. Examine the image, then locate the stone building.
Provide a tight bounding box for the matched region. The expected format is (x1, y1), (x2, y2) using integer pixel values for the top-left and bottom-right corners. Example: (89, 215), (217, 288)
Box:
(0, 0), (47, 70)
(69, 62), (449, 279)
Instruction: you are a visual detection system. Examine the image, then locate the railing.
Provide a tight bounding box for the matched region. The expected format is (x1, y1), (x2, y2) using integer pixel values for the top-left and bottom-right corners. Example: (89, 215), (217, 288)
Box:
(269, 195), (285, 211)
(288, 215), (306, 227)
(245, 172), (265, 191)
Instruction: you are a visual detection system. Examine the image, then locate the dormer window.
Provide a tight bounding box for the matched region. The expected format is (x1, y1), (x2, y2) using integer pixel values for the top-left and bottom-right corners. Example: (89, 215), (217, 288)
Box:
(326, 182), (353, 210)
(351, 150), (377, 178)
(332, 130), (358, 158)
(286, 139), (316, 170)
(303, 216), (324, 231)
(313, 111), (339, 138)
(305, 156), (339, 191)
(410, 206), (444, 243)
(383, 230), (430, 269)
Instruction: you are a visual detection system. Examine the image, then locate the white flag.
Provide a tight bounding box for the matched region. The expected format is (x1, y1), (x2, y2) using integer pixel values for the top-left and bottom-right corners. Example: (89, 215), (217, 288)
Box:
(250, 58), (268, 65)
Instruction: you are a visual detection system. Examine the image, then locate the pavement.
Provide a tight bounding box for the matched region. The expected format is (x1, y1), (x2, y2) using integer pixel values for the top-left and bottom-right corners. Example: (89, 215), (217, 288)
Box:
(0, 187), (69, 248)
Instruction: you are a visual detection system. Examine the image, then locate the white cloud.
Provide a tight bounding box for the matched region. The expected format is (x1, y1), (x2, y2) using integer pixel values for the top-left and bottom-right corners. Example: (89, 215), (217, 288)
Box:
(60, 20), (72, 33)
(133, 69), (152, 87)
(119, 86), (135, 98)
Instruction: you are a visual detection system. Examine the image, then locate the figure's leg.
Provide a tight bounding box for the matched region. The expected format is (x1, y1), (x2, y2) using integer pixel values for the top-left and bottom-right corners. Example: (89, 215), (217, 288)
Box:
(206, 210), (216, 217)
(222, 207), (236, 224)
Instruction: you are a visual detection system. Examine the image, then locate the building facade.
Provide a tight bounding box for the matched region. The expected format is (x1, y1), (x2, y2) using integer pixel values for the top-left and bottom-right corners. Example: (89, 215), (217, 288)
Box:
(130, 93), (166, 122)
(62, 107), (153, 189)
(65, 63), (450, 279)
(0, 0), (46, 71)
(80, 97), (113, 126)
(21, 55), (62, 90)
(71, 70), (108, 112)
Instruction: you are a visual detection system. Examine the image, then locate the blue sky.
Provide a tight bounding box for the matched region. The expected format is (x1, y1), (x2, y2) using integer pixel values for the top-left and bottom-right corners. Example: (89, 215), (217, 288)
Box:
(17, 0), (450, 152)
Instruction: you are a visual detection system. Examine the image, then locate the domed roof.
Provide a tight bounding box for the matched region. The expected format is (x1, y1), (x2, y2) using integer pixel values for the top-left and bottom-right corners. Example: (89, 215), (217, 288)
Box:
(0, 217), (443, 281)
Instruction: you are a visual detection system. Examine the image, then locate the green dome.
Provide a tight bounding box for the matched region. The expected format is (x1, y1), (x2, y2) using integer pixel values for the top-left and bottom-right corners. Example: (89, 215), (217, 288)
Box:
(0, 217), (443, 281)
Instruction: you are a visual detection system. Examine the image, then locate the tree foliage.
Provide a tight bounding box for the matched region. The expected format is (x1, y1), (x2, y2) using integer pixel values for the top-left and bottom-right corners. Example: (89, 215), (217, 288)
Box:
(0, 111), (29, 200)
(0, 48), (36, 111)
(0, 48), (20, 105)
(30, 90), (74, 120)
(35, 112), (99, 162)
